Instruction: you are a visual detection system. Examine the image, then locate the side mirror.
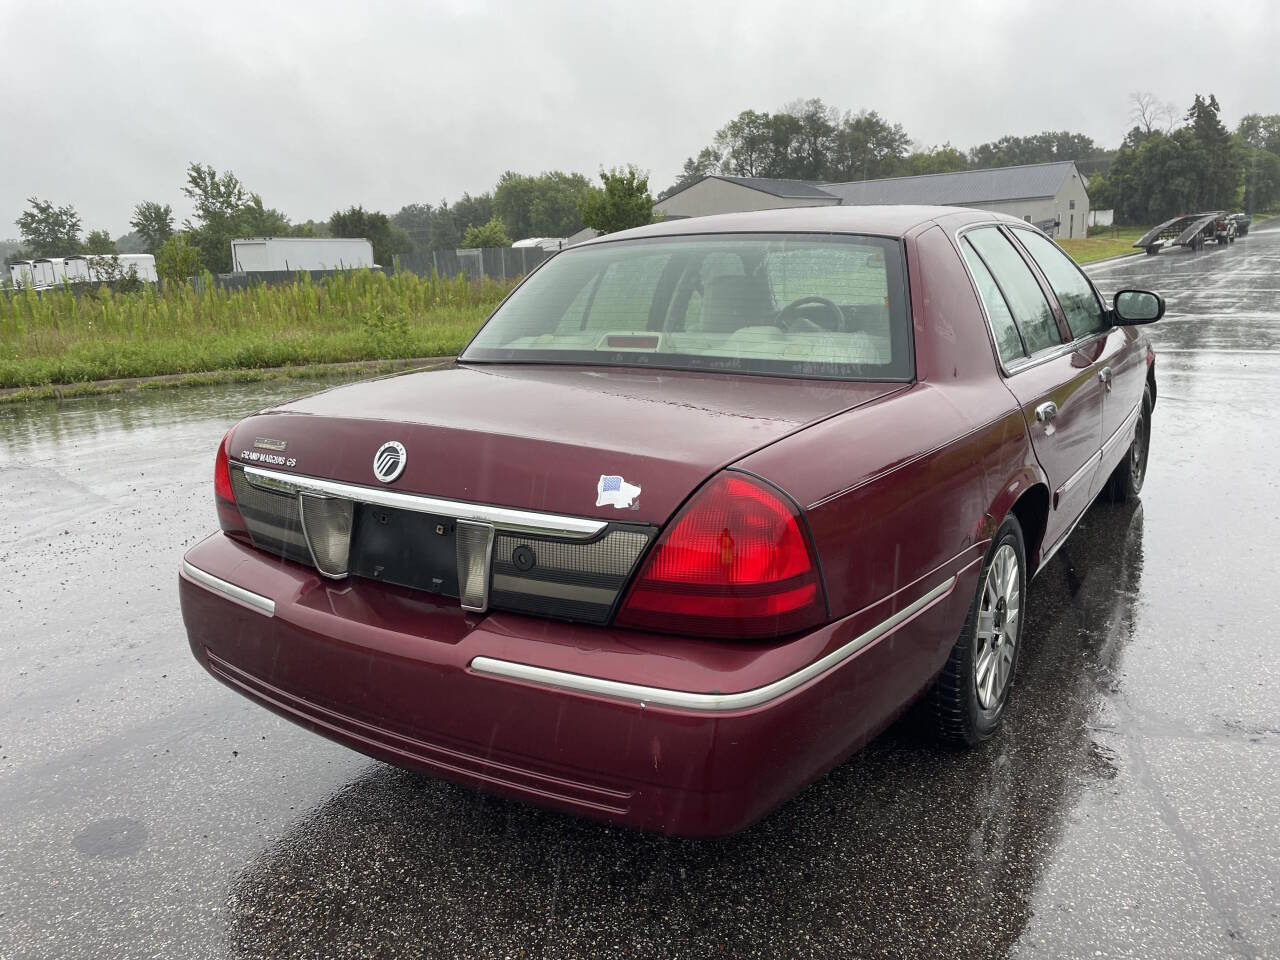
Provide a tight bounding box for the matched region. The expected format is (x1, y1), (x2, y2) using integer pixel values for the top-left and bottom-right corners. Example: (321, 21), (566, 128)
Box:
(1112, 289), (1164, 324)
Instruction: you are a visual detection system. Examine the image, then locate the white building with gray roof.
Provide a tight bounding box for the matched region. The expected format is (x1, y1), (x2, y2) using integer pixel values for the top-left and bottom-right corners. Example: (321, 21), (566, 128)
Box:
(655, 161), (1090, 238)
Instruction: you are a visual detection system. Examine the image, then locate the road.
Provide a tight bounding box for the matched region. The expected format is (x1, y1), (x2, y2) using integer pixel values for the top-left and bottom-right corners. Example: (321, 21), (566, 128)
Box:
(2, 221), (1278, 960)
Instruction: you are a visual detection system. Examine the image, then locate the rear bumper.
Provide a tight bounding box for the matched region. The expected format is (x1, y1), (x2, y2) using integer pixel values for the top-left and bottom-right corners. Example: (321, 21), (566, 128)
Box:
(180, 533), (978, 836)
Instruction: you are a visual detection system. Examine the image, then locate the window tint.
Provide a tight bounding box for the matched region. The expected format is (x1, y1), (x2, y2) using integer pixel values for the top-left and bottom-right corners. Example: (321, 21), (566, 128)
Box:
(1013, 229), (1107, 338)
(961, 238), (1027, 365)
(965, 228), (1062, 354)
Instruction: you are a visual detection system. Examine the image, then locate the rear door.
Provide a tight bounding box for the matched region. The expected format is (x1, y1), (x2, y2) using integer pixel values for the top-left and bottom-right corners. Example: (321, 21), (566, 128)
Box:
(1009, 227), (1142, 495)
(960, 226), (1107, 552)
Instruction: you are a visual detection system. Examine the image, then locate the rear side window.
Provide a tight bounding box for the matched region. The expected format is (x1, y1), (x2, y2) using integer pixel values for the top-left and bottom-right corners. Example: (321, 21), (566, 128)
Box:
(965, 228), (1062, 355)
(1012, 229), (1107, 338)
(961, 239), (1027, 365)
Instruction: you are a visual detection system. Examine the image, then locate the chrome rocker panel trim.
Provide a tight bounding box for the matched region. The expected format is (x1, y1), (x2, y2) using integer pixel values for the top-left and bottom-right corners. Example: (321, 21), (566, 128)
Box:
(242, 465), (608, 540)
(1101, 400), (1142, 461)
(181, 560), (276, 617)
(470, 575), (958, 712)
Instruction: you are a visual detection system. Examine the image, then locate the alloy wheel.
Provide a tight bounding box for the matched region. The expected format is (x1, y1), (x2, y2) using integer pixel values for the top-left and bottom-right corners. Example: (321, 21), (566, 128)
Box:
(1130, 406), (1149, 486)
(974, 544), (1020, 710)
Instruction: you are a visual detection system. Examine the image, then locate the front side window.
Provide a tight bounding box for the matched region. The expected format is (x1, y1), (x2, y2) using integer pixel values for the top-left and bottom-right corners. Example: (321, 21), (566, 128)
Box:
(965, 228), (1062, 355)
(1012, 229), (1107, 338)
(463, 234), (912, 380)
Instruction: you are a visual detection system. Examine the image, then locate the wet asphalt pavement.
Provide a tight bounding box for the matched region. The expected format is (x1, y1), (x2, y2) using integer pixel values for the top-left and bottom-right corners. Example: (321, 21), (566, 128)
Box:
(2, 222), (1279, 960)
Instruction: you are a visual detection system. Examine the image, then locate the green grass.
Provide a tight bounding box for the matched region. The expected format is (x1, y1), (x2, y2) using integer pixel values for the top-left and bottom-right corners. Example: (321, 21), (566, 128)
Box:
(0, 269), (513, 389)
(1057, 227), (1149, 264)
(0, 357), (450, 404)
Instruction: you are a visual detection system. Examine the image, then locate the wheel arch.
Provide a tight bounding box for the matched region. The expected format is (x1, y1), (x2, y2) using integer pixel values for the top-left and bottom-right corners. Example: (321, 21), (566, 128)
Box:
(986, 470), (1051, 578)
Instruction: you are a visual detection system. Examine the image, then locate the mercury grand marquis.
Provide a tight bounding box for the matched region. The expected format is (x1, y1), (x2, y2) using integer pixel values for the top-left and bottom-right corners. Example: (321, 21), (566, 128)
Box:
(179, 205), (1163, 836)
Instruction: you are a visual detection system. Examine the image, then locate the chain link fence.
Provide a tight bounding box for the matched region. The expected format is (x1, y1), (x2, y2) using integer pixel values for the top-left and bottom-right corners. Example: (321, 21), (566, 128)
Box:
(393, 246), (555, 281)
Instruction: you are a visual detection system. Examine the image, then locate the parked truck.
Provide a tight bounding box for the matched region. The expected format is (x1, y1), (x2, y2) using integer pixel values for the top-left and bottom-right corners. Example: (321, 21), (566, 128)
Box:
(230, 237), (375, 273)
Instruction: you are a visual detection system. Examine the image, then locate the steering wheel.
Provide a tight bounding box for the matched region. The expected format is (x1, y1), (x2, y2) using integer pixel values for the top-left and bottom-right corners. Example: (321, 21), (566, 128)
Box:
(775, 295), (844, 332)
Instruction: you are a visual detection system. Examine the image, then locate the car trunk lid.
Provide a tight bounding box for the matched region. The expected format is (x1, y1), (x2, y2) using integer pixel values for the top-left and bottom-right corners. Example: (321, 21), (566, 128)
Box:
(232, 363), (904, 526)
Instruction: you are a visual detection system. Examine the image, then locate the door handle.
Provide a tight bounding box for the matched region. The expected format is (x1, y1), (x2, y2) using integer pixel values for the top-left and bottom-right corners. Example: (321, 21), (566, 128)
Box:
(1035, 401), (1059, 423)
(1098, 366), (1113, 390)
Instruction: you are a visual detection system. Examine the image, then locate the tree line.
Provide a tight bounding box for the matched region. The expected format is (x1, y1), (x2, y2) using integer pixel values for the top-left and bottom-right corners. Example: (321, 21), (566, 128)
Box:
(658, 97), (1113, 198)
(9, 91), (1279, 276)
(666, 94), (1280, 223)
(6, 164), (655, 281)
(1089, 95), (1280, 222)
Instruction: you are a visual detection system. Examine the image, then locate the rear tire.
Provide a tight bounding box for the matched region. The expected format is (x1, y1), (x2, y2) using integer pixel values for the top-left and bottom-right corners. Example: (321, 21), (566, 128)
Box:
(931, 517), (1026, 747)
(1105, 384), (1153, 502)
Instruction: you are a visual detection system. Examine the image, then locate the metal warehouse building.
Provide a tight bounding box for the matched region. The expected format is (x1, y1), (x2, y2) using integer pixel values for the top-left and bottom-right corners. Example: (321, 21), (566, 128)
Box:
(654, 161), (1091, 238)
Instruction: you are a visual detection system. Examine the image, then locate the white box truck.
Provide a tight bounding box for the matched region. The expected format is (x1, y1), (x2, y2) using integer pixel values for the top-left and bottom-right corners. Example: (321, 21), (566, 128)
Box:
(230, 237), (375, 273)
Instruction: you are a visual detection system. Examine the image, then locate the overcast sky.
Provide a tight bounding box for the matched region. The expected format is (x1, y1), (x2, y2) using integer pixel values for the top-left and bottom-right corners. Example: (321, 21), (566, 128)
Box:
(2, 0), (1277, 238)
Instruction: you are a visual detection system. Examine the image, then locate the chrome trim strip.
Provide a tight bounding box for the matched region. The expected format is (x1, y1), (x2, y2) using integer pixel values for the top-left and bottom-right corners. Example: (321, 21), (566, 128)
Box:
(1101, 402), (1141, 460)
(180, 560), (275, 617)
(242, 465), (607, 540)
(1057, 450), (1101, 500)
(470, 575), (958, 712)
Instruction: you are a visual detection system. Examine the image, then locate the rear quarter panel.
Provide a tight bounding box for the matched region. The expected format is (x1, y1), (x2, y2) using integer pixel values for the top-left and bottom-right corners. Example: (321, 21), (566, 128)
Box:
(737, 221), (1044, 667)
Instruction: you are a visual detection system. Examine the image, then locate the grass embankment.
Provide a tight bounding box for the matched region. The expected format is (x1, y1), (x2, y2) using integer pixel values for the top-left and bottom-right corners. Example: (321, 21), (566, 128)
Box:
(1057, 227), (1148, 264)
(0, 269), (513, 390)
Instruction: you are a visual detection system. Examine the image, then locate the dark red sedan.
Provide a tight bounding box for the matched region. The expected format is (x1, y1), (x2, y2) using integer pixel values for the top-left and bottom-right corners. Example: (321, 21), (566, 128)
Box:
(179, 206), (1163, 836)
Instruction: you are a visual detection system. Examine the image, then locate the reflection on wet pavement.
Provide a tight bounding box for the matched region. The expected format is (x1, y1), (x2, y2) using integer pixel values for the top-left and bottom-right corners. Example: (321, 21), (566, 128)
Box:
(221, 504), (1144, 960)
(1, 223), (1277, 959)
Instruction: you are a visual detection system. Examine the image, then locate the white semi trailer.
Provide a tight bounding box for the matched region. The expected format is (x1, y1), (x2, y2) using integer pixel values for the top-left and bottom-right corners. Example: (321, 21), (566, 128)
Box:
(230, 237), (375, 273)
(7, 254), (157, 289)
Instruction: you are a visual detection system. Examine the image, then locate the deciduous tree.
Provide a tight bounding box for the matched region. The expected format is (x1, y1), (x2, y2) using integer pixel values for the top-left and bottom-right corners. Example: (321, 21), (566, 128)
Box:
(829, 110), (911, 181)
(461, 216), (512, 248)
(328, 205), (410, 267)
(579, 166), (654, 235)
(659, 147), (721, 199)
(130, 201), (174, 254)
(16, 198), (82, 257)
(393, 203), (433, 254)
(155, 234), (204, 284)
(902, 143), (969, 176)
(1130, 91), (1176, 135)
(84, 229), (116, 254)
(1237, 114), (1280, 155)
(494, 171), (591, 240)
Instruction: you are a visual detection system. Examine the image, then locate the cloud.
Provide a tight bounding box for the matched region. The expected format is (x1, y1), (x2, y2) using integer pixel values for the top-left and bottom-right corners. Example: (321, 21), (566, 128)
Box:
(2, 0), (1276, 237)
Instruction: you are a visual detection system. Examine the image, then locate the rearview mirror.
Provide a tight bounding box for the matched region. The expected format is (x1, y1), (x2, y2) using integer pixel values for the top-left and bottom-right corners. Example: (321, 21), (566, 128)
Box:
(1113, 289), (1164, 324)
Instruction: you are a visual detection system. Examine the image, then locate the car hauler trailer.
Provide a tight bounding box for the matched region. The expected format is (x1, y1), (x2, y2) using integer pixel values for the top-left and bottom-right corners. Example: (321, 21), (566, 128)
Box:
(230, 237), (375, 273)
(1134, 211), (1234, 255)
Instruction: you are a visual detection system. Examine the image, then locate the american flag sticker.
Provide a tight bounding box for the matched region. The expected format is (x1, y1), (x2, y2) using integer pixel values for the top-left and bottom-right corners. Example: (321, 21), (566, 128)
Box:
(596, 473), (641, 509)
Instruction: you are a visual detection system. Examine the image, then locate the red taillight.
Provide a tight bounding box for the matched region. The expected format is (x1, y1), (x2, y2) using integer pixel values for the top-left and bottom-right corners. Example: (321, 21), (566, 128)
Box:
(214, 427), (249, 539)
(615, 473), (826, 639)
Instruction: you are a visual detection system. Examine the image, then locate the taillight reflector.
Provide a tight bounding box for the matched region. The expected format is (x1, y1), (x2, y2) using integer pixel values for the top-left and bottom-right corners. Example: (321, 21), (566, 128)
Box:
(615, 473), (826, 639)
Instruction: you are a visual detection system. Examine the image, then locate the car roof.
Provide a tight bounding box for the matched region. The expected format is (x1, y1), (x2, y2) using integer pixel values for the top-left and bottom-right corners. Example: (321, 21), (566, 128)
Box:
(579, 204), (1023, 245)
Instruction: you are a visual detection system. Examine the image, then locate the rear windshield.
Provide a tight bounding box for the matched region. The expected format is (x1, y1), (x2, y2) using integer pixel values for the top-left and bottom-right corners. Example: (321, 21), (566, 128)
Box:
(461, 233), (912, 380)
